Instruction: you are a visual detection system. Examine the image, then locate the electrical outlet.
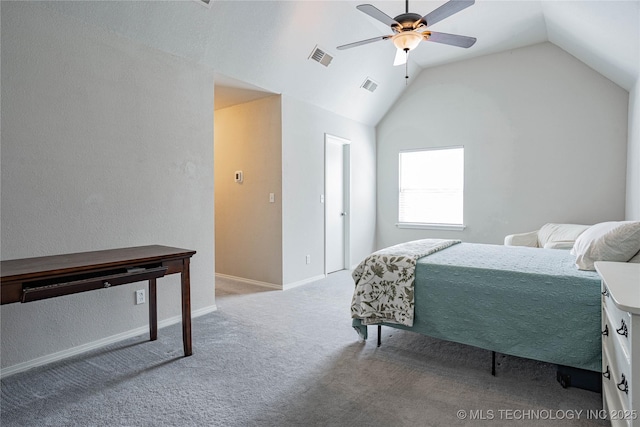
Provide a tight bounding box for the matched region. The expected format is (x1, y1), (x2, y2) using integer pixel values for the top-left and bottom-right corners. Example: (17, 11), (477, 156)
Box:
(305, 255), (311, 264)
(135, 289), (145, 305)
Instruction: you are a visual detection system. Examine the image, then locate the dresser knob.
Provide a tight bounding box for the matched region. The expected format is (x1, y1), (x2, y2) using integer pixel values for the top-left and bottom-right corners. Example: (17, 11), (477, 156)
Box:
(603, 366), (611, 379)
(616, 319), (628, 338)
(617, 374), (628, 394)
(103, 281), (111, 288)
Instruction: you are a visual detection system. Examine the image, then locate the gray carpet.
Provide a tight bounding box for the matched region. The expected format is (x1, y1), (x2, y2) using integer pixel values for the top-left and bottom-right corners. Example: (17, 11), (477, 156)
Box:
(1, 270), (607, 426)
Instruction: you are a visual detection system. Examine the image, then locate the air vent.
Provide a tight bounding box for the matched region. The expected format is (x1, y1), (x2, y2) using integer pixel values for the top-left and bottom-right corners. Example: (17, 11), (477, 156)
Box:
(309, 45), (333, 67)
(361, 77), (378, 93)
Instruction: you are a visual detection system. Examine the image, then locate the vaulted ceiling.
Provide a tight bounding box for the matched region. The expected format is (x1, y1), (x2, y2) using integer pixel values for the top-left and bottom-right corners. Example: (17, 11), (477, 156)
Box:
(40, 1), (639, 126)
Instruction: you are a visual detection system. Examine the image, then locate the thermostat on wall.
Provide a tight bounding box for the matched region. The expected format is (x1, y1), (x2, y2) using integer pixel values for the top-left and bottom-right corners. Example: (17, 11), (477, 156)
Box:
(234, 171), (243, 183)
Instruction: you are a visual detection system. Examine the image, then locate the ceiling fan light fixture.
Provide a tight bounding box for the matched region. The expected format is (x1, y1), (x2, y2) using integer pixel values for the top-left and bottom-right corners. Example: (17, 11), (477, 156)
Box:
(391, 31), (422, 51)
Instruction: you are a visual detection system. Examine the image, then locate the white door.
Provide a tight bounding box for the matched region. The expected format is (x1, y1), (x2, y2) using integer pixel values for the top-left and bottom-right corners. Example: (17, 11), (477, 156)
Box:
(325, 135), (350, 274)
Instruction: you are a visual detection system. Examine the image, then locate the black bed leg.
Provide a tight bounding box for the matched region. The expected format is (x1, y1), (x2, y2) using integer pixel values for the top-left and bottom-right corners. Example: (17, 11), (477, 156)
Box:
(377, 325), (382, 347)
(492, 351), (496, 376)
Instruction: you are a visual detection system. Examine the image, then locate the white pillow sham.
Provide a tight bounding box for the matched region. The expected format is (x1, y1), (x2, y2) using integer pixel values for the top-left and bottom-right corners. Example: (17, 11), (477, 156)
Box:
(570, 221), (640, 270)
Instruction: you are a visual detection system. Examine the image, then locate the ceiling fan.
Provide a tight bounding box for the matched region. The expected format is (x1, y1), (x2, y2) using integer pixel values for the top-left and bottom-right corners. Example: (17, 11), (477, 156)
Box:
(337, 0), (477, 72)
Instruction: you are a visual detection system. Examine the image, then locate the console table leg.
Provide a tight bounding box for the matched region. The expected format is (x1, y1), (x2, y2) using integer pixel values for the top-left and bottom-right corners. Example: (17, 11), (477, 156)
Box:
(181, 258), (193, 356)
(149, 278), (158, 341)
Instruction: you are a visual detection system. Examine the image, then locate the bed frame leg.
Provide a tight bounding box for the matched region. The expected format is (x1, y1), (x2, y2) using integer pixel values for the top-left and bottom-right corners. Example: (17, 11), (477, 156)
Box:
(492, 351), (496, 376)
(377, 325), (381, 347)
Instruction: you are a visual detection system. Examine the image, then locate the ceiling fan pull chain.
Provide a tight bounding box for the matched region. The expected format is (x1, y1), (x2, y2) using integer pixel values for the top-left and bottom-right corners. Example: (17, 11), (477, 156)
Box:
(405, 49), (409, 84)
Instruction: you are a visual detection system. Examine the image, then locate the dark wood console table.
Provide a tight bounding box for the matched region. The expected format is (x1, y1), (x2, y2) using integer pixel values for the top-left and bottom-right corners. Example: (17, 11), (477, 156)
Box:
(1, 245), (196, 356)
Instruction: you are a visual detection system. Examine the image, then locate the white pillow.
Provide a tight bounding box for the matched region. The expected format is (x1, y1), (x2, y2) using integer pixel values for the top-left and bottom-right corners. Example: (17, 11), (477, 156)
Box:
(570, 221), (640, 270)
(629, 250), (640, 264)
(538, 223), (590, 248)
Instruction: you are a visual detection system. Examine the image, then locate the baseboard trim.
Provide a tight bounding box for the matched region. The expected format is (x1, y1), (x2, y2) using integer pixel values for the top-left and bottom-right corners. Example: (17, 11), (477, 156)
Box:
(0, 304), (218, 379)
(215, 273), (281, 290)
(214, 273), (327, 291)
(282, 274), (326, 290)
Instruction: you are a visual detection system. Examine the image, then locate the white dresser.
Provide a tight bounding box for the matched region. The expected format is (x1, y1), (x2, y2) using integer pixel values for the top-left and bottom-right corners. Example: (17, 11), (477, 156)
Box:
(596, 261), (640, 427)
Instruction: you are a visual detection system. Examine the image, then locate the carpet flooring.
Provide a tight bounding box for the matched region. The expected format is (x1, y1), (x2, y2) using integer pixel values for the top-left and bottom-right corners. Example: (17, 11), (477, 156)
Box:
(1, 270), (607, 426)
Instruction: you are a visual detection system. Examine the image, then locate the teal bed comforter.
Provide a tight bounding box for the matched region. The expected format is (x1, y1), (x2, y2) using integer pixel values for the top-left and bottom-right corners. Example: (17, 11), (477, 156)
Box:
(356, 243), (602, 372)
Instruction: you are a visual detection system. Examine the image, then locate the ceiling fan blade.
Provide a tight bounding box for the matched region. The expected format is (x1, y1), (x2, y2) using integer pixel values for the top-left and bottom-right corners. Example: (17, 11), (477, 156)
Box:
(420, 0), (475, 27)
(357, 4), (401, 28)
(424, 31), (476, 48)
(393, 49), (407, 66)
(337, 35), (391, 50)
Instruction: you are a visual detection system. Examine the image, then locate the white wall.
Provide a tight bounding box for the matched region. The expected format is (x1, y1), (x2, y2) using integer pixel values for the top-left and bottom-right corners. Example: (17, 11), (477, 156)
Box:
(281, 96), (376, 286)
(627, 79), (640, 220)
(376, 42), (629, 248)
(214, 96), (283, 286)
(1, 3), (215, 371)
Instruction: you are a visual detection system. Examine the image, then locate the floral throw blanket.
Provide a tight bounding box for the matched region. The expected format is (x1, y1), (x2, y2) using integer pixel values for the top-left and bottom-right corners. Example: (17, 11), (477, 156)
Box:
(351, 239), (461, 327)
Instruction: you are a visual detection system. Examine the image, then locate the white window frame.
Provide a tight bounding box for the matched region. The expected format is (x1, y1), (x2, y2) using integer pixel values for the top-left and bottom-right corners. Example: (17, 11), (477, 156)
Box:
(396, 146), (466, 231)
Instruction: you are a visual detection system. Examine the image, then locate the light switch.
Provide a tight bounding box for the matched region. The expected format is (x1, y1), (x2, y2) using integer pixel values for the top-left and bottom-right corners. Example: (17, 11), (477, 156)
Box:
(269, 193), (275, 203)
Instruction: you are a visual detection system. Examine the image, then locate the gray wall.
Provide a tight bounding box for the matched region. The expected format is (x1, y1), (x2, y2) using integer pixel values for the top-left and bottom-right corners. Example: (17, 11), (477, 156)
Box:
(627, 80), (640, 221)
(214, 96), (283, 286)
(376, 42), (629, 248)
(282, 96), (377, 286)
(1, 3), (215, 371)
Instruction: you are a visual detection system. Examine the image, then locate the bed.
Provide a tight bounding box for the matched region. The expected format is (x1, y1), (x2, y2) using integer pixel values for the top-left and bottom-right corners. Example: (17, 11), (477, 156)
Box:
(351, 241), (603, 372)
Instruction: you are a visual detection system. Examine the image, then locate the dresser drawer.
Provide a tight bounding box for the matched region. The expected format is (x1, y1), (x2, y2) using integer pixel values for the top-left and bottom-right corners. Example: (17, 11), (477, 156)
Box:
(603, 343), (632, 414)
(603, 285), (632, 358)
(597, 262), (640, 427)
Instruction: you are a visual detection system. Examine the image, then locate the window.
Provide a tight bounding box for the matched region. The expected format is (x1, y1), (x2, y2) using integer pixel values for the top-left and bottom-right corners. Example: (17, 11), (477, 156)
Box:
(398, 147), (464, 229)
